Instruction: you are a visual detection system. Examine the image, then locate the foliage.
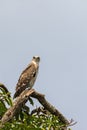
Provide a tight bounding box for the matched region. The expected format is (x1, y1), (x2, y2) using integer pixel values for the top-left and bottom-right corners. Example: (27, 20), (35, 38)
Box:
(0, 84), (13, 119)
(0, 85), (71, 130)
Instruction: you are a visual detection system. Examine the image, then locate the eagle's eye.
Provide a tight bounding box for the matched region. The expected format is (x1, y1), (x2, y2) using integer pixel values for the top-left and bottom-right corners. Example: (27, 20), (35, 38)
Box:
(33, 56), (35, 59)
(37, 57), (40, 62)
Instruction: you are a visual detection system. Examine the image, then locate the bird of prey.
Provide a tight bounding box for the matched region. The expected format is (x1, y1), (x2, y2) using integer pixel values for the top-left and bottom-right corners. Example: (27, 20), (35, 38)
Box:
(13, 56), (40, 98)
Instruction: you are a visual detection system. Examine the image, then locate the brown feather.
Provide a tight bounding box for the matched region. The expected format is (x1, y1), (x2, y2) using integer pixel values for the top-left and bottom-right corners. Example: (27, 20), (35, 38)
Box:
(13, 62), (39, 98)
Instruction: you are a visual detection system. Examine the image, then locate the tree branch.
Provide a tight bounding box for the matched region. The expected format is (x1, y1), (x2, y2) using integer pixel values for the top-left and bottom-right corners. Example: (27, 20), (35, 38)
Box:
(0, 88), (70, 128)
(31, 90), (69, 125)
(0, 89), (34, 126)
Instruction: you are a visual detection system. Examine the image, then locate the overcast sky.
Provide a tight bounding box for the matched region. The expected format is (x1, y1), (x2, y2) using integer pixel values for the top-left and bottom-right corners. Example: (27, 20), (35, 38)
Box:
(0, 1), (87, 130)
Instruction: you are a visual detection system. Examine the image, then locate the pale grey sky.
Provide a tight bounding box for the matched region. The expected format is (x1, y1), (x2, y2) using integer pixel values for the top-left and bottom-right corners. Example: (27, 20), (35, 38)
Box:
(0, 1), (87, 130)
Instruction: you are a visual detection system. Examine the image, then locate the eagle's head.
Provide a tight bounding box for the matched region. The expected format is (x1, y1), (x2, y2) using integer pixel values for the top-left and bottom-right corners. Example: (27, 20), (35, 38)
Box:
(32, 56), (40, 64)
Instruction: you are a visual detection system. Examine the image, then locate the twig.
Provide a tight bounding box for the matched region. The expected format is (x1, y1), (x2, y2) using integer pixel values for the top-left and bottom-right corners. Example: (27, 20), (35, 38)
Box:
(31, 106), (48, 115)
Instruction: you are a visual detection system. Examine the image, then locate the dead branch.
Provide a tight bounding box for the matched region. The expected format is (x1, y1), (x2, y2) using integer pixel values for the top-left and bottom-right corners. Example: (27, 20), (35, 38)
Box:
(31, 90), (70, 125)
(0, 89), (34, 126)
(0, 88), (71, 129)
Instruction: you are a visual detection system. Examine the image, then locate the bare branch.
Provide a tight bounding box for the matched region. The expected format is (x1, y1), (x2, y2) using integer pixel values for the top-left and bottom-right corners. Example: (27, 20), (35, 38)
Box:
(31, 90), (70, 125)
(0, 89), (34, 126)
(0, 88), (71, 129)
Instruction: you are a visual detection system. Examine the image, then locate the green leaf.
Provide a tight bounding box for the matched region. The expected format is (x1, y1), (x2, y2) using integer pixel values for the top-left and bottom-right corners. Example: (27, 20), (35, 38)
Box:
(0, 100), (7, 117)
(28, 97), (34, 106)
